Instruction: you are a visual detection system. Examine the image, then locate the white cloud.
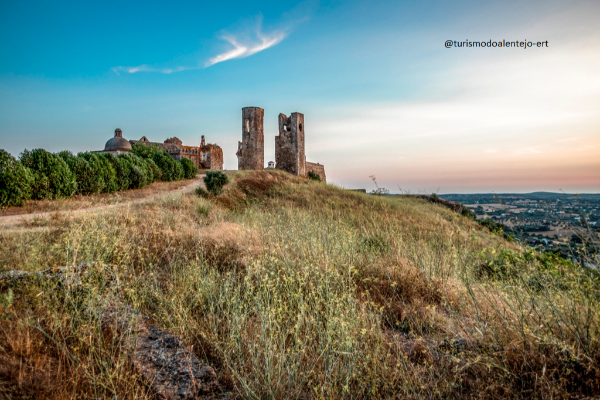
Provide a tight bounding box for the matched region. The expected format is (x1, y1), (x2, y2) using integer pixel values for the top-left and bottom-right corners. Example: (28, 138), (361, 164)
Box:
(111, 64), (194, 74)
(112, 17), (287, 74)
(205, 29), (286, 67)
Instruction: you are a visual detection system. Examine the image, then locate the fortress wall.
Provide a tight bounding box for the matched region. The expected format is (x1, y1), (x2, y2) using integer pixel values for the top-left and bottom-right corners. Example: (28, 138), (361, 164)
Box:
(306, 162), (326, 182)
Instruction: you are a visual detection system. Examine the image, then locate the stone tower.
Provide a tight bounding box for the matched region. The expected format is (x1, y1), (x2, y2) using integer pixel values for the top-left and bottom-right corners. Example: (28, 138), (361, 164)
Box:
(275, 112), (306, 176)
(237, 107), (264, 170)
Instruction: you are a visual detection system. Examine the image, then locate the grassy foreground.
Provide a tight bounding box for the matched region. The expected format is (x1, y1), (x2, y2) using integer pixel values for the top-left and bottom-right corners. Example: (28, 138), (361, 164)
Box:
(1, 170), (598, 399)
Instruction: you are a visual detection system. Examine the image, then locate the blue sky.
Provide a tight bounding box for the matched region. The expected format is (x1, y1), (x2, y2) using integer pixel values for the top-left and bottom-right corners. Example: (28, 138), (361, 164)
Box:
(1, 0), (599, 193)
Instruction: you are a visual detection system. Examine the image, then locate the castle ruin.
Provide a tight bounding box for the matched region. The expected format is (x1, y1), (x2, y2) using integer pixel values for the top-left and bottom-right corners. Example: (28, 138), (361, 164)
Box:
(237, 107), (326, 182)
(101, 130), (223, 170)
(236, 107), (264, 170)
(275, 113), (306, 177)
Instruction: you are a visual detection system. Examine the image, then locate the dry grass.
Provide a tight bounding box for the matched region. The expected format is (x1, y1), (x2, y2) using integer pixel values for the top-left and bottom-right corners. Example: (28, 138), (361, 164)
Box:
(0, 176), (201, 217)
(0, 170), (598, 399)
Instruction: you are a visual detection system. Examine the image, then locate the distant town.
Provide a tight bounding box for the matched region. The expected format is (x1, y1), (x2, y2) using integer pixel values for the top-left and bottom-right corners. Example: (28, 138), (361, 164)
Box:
(439, 192), (600, 260)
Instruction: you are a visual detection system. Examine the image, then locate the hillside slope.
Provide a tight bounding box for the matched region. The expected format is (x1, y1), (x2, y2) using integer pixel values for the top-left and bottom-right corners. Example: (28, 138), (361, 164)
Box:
(1, 170), (598, 399)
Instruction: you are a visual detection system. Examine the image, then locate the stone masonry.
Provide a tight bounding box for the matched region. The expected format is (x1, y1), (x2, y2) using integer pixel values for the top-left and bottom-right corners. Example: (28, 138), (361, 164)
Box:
(306, 162), (326, 182)
(199, 135), (224, 170)
(275, 111), (326, 182)
(128, 135), (223, 170)
(236, 107), (264, 170)
(275, 113), (306, 177)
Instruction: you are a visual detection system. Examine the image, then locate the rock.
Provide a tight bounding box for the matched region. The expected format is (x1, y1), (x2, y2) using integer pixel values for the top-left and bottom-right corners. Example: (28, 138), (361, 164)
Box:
(2, 262), (227, 399)
(101, 304), (225, 400)
(133, 325), (221, 400)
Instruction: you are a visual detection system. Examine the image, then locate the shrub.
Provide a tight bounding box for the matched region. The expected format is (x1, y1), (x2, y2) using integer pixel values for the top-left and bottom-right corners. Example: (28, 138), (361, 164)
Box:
(460, 205), (477, 220)
(479, 219), (506, 235)
(100, 153), (130, 191)
(119, 153), (153, 189)
(195, 186), (210, 198)
(179, 158), (198, 179)
(131, 142), (162, 160)
(20, 149), (76, 199)
(152, 151), (180, 182)
(307, 171), (321, 181)
(174, 160), (184, 181)
(145, 159), (162, 182)
(0, 149), (34, 207)
(59, 151), (97, 195)
(80, 152), (118, 194)
(203, 170), (229, 196)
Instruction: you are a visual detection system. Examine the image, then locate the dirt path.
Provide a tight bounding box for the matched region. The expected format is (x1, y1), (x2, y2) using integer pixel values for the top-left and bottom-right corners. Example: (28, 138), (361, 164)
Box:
(0, 176), (204, 230)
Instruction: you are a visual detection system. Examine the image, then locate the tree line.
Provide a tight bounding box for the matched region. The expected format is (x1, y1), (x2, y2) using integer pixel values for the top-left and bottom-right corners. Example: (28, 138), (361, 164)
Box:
(0, 143), (198, 207)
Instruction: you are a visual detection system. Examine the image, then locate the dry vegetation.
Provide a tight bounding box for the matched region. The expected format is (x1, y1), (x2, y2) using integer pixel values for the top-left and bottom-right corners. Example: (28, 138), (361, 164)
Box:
(0, 176), (202, 217)
(1, 170), (599, 399)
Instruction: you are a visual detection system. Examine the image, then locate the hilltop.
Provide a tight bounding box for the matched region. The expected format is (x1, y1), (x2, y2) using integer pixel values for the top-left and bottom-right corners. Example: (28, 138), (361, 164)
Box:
(0, 170), (598, 399)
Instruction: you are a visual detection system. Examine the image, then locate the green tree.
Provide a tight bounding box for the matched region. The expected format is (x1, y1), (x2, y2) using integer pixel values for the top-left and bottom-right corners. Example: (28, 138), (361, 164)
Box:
(80, 152), (119, 194)
(58, 151), (102, 195)
(20, 149), (76, 199)
(152, 150), (180, 182)
(0, 149), (34, 207)
(119, 153), (153, 189)
(203, 170), (229, 196)
(131, 142), (162, 159)
(174, 160), (184, 181)
(99, 153), (130, 191)
(96, 153), (118, 193)
(179, 157), (198, 179)
(145, 158), (162, 182)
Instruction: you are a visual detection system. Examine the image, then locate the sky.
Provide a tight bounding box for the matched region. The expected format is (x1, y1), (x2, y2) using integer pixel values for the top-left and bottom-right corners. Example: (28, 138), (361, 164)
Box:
(0, 0), (599, 193)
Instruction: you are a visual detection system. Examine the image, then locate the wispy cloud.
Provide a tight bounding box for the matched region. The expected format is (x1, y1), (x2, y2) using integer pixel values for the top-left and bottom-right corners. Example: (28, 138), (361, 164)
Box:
(112, 65), (194, 74)
(112, 17), (288, 74)
(206, 30), (286, 67)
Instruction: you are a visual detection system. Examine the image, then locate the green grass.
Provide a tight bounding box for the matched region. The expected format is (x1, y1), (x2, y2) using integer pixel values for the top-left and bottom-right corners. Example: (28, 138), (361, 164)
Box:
(0, 170), (598, 399)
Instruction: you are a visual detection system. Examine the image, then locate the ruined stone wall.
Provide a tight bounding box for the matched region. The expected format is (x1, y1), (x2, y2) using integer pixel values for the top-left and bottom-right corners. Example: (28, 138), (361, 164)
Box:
(237, 107), (264, 170)
(180, 145), (201, 167)
(129, 135), (223, 170)
(275, 112), (306, 176)
(201, 144), (223, 170)
(306, 162), (326, 182)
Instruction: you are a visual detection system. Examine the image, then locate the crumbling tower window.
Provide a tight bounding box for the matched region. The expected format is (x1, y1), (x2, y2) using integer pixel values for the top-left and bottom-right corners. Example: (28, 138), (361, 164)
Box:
(245, 119), (250, 133)
(299, 123), (303, 132)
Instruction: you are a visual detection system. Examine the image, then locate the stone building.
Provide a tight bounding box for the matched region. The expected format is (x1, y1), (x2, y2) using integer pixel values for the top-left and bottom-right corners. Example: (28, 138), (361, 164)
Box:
(235, 107), (326, 181)
(236, 107), (264, 170)
(198, 136), (224, 170)
(100, 129), (223, 170)
(275, 112), (326, 182)
(102, 129), (132, 156)
(305, 162), (326, 182)
(275, 113), (306, 177)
